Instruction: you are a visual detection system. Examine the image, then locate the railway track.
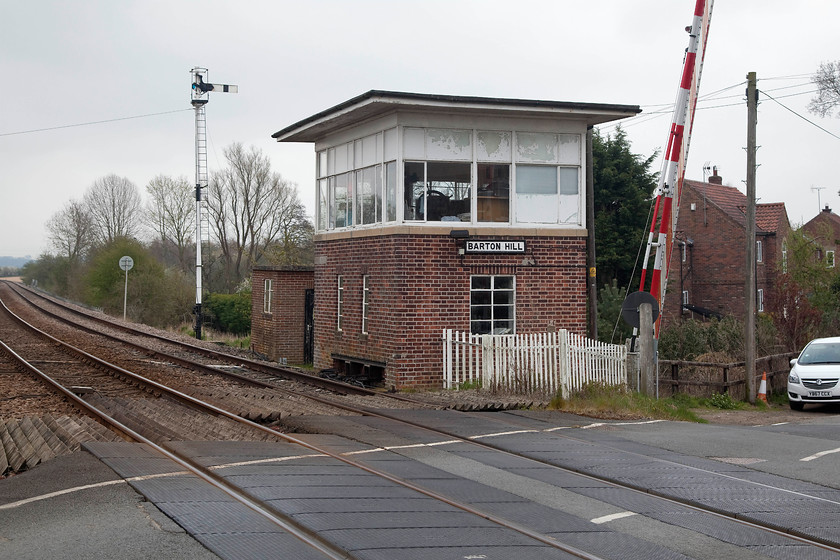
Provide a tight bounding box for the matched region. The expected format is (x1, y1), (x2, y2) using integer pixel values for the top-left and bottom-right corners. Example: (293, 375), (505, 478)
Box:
(4, 281), (839, 557)
(0, 285), (612, 559)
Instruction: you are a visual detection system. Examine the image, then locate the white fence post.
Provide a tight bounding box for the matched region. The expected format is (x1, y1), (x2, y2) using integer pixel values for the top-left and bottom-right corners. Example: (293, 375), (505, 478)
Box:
(442, 329), (626, 395)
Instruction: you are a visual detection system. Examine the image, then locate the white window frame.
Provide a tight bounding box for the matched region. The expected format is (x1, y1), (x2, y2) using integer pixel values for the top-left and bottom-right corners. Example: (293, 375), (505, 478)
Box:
(827, 250), (835, 268)
(263, 279), (273, 314)
(782, 240), (788, 273)
(337, 275), (344, 332)
(362, 275), (370, 335)
(757, 288), (764, 312)
(756, 240), (763, 263)
(470, 275), (516, 335)
(682, 290), (689, 306)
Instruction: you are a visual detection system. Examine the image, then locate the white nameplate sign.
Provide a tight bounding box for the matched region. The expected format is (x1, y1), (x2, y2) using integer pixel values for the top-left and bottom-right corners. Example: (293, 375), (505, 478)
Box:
(465, 240), (526, 254)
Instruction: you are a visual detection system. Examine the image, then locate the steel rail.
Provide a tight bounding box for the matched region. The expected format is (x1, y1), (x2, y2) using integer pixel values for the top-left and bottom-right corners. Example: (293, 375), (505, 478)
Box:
(2, 282), (432, 418)
(0, 315), (353, 559)
(0, 290), (607, 560)
(4, 280), (426, 405)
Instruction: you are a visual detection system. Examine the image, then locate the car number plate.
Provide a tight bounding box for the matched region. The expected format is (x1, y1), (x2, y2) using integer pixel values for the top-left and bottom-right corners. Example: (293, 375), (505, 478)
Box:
(808, 390), (832, 397)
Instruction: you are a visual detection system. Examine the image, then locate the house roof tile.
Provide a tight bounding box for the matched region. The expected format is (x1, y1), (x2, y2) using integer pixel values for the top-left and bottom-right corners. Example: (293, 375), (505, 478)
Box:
(682, 179), (788, 234)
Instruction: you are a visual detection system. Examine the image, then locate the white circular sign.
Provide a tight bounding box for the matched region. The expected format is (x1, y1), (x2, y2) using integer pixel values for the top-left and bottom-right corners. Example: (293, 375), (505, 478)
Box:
(119, 256), (134, 271)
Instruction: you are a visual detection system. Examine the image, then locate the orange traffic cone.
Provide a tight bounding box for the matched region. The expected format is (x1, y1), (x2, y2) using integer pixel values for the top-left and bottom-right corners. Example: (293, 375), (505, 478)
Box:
(757, 372), (768, 403)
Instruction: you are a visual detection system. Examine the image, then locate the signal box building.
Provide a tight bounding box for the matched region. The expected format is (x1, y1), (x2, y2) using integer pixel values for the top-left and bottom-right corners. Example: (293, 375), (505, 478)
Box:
(271, 91), (640, 389)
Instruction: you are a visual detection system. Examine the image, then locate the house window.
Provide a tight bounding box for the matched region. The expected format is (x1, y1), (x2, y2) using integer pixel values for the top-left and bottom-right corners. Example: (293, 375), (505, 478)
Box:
(470, 275), (515, 334)
(782, 240), (787, 273)
(337, 276), (344, 331)
(682, 290), (689, 306)
(827, 250), (835, 268)
(263, 279), (273, 314)
(756, 240), (763, 263)
(757, 288), (764, 312)
(362, 275), (370, 335)
(680, 242), (687, 263)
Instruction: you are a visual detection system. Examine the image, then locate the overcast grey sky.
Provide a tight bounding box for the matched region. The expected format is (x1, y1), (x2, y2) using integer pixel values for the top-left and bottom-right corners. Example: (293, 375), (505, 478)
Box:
(2, 0), (838, 259)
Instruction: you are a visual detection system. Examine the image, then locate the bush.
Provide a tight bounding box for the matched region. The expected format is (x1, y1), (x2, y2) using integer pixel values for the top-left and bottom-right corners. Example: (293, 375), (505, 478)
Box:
(705, 392), (741, 410)
(204, 291), (251, 335)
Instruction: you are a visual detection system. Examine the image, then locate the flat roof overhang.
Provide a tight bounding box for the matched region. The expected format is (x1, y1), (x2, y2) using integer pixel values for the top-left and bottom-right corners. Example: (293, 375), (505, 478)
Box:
(272, 90), (641, 143)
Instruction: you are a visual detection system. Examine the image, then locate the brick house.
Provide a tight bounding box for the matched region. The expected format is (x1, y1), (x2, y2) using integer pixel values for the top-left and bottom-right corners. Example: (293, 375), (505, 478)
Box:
(662, 169), (791, 325)
(801, 205), (840, 268)
(270, 91), (639, 389)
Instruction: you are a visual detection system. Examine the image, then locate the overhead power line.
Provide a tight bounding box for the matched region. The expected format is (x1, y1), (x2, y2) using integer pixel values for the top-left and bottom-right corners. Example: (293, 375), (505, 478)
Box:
(0, 108), (192, 137)
(759, 89), (840, 141)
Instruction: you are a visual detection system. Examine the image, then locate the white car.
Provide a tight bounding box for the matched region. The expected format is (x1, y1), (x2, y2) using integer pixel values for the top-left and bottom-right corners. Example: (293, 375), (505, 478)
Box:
(788, 337), (840, 411)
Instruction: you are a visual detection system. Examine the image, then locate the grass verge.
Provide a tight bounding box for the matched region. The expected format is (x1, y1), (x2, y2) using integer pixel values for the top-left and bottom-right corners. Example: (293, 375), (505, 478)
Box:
(549, 382), (707, 423)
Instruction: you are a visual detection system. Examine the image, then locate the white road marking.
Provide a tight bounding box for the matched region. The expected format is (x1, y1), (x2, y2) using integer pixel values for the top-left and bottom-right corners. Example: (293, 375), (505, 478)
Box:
(801, 447), (840, 462)
(0, 471), (190, 511)
(469, 430), (538, 439)
(591, 511), (637, 524)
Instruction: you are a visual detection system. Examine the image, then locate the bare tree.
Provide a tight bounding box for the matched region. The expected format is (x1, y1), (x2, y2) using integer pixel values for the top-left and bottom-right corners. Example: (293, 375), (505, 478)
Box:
(206, 143), (306, 290)
(809, 61), (840, 118)
(46, 199), (94, 261)
(84, 174), (143, 244)
(264, 202), (315, 265)
(145, 174), (195, 271)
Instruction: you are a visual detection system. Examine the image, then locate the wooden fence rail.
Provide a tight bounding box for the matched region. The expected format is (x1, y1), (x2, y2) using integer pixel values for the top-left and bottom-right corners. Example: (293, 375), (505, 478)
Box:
(657, 352), (797, 399)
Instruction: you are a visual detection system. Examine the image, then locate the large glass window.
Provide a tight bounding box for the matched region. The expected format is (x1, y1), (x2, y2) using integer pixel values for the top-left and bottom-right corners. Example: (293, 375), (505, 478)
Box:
(404, 161), (471, 222)
(477, 164), (509, 222)
(515, 165), (579, 224)
(515, 165), (557, 223)
(356, 166), (381, 226)
(404, 162), (425, 221)
(470, 275), (515, 335)
(317, 128), (580, 230)
(385, 161), (397, 222)
(334, 173), (353, 228)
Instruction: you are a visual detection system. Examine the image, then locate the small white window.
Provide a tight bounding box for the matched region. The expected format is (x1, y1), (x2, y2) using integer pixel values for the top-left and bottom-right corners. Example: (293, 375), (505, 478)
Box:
(362, 275), (370, 335)
(682, 290), (689, 306)
(263, 279), (273, 314)
(337, 276), (344, 331)
(757, 288), (764, 312)
(756, 240), (763, 263)
(782, 240), (788, 273)
(827, 250), (835, 268)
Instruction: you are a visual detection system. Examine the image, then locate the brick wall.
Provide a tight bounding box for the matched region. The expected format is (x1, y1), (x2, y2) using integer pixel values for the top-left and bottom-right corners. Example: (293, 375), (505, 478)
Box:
(314, 233), (587, 389)
(251, 267), (314, 363)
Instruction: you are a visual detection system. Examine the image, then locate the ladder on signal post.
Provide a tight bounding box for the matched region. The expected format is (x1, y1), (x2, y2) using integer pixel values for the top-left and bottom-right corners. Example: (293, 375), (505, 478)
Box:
(638, 0), (713, 338)
(194, 103), (210, 243)
(190, 67), (237, 340)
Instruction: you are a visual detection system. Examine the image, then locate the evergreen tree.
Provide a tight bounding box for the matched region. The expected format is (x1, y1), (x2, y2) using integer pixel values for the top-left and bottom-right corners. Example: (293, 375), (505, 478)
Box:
(592, 127), (657, 292)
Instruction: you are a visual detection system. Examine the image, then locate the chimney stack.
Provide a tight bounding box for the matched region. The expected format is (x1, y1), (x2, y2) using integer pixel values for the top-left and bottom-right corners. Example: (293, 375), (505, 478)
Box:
(708, 166), (723, 185)
(823, 204), (832, 213)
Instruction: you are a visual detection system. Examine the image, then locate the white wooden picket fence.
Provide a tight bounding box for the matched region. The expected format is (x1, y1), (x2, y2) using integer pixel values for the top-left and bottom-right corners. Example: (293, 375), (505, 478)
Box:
(442, 329), (627, 395)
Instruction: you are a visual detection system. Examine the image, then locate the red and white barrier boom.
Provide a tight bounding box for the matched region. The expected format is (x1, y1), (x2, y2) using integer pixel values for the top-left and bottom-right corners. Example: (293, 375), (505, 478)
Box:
(638, 0), (713, 337)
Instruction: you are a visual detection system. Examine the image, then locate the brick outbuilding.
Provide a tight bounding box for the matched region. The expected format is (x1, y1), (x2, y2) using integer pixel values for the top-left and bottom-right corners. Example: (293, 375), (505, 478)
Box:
(270, 91), (639, 389)
(251, 266), (314, 364)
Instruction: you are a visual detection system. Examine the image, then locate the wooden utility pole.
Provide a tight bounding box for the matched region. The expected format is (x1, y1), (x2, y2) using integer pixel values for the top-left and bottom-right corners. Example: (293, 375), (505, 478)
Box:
(586, 126), (598, 339)
(745, 71), (758, 404)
